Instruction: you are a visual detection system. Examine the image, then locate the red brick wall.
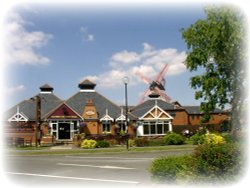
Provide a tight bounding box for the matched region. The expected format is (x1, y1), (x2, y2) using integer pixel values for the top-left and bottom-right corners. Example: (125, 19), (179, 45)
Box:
(171, 110), (189, 125)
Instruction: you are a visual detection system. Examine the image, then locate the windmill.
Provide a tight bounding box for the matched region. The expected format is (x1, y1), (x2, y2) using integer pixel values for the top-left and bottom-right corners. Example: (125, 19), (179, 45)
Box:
(136, 64), (171, 103)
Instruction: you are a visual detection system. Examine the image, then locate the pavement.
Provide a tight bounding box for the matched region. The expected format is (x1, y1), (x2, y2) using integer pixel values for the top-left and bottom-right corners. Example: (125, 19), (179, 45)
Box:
(3, 148), (193, 187)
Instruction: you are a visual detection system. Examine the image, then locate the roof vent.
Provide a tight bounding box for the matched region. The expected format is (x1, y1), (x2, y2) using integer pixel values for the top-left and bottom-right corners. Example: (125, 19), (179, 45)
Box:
(79, 79), (96, 92)
(148, 92), (160, 99)
(40, 84), (54, 93)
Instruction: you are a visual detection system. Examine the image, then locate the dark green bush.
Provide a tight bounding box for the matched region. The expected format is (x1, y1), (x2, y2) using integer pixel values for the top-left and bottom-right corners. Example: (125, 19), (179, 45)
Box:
(150, 142), (243, 184)
(96, 140), (110, 148)
(134, 137), (149, 147)
(193, 143), (242, 181)
(163, 132), (185, 145)
(148, 138), (165, 146)
(150, 155), (193, 182)
(190, 133), (205, 145)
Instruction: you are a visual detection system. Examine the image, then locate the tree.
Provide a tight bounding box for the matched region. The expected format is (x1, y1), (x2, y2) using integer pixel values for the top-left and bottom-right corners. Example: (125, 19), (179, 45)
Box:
(181, 6), (246, 134)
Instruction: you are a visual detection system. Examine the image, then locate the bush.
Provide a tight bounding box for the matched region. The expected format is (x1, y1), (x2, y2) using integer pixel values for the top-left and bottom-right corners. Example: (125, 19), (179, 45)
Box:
(191, 133), (225, 145)
(148, 138), (165, 146)
(106, 139), (118, 146)
(96, 140), (110, 148)
(204, 133), (225, 145)
(163, 132), (185, 145)
(150, 142), (243, 184)
(81, 139), (97, 149)
(134, 137), (149, 147)
(150, 155), (193, 182)
(193, 143), (242, 181)
(190, 133), (205, 145)
(128, 139), (135, 147)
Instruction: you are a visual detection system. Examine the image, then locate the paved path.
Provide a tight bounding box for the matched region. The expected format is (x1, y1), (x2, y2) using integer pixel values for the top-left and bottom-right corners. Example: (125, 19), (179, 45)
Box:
(4, 149), (193, 187)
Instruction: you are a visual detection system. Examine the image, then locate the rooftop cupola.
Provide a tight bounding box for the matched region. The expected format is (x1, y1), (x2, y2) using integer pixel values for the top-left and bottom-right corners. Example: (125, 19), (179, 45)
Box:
(39, 84), (54, 94)
(78, 79), (96, 92)
(148, 92), (160, 99)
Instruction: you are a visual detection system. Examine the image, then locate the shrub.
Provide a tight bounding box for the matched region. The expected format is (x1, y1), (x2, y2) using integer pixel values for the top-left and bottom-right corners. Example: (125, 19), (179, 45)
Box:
(150, 155), (193, 182)
(193, 143), (243, 181)
(106, 139), (118, 146)
(134, 137), (149, 147)
(190, 133), (205, 145)
(148, 138), (165, 146)
(163, 132), (185, 145)
(204, 133), (225, 145)
(128, 139), (135, 147)
(81, 139), (97, 149)
(96, 140), (110, 148)
(221, 133), (234, 143)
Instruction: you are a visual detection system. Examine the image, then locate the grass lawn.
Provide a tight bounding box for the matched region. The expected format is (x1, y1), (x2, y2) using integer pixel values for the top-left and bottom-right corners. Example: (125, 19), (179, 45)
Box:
(5, 144), (196, 156)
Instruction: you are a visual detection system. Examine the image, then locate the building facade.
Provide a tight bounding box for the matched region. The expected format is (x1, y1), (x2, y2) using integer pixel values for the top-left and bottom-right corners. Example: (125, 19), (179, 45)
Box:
(3, 80), (229, 145)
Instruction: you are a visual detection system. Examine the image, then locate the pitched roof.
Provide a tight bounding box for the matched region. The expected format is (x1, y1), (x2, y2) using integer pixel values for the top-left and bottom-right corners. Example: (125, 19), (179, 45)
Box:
(183, 106), (225, 114)
(130, 99), (175, 118)
(4, 93), (62, 121)
(66, 91), (122, 119)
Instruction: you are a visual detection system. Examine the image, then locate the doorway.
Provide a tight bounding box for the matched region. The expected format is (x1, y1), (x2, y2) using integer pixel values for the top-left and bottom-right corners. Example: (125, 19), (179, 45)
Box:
(58, 122), (71, 139)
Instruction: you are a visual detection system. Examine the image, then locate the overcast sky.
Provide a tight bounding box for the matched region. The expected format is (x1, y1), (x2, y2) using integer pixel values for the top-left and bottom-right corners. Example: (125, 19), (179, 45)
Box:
(2, 2), (213, 109)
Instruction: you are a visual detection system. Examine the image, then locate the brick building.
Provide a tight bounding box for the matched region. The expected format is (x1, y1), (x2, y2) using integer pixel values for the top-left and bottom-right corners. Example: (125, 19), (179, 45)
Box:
(3, 80), (229, 145)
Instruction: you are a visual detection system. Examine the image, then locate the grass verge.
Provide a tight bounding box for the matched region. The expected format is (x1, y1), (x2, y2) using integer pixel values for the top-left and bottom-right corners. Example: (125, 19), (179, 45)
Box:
(5, 145), (196, 156)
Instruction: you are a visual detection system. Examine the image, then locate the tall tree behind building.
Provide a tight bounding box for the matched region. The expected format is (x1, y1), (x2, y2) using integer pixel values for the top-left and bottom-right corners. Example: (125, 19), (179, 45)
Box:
(181, 5), (247, 134)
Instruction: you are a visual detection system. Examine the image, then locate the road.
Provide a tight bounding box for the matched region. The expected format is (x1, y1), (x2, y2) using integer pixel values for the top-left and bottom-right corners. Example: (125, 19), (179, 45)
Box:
(3, 149), (193, 187)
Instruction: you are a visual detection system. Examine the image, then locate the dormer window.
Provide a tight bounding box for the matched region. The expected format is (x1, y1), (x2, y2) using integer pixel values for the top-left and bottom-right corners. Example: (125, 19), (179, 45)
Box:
(100, 109), (113, 133)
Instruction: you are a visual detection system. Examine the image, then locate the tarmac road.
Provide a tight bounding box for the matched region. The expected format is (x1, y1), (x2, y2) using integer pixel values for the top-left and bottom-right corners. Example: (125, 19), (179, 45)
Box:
(3, 149), (193, 187)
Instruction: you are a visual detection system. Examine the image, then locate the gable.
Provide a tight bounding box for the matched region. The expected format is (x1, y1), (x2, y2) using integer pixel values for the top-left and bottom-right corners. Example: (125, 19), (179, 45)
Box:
(47, 103), (82, 119)
(140, 105), (173, 120)
(8, 111), (28, 122)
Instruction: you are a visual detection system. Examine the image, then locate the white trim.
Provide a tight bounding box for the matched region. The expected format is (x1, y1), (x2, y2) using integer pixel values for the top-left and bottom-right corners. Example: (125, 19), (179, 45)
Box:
(100, 115), (114, 122)
(49, 120), (79, 141)
(80, 89), (95, 92)
(116, 114), (126, 121)
(8, 106), (28, 122)
(139, 105), (173, 120)
(40, 91), (52, 94)
(136, 120), (172, 136)
(100, 109), (114, 122)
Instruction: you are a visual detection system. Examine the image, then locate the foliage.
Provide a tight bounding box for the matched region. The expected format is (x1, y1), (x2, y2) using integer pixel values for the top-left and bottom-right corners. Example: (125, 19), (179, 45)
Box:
(193, 143), (243, 181)
(119, 130), (126, 136)
(204, 133), (225, 145)
(133, 137), (171, 147)
(181, 6), (246, 131)
(96, 140), (110, 148)
(150, 142), (243, 184)
(128, 139), (135, 147)
(106, 139), (118, 146)
(190, 133), (205, 145)
(81, 139), (97, 149)
(150, 155), (194, 182)
(148, 138), (165, 146)
(134, 137), (149, 147)
(163, 132), (185, 145)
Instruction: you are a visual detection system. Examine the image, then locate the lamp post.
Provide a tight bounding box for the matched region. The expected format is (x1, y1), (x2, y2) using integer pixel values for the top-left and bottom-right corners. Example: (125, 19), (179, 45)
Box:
(122, 76), (129, 150)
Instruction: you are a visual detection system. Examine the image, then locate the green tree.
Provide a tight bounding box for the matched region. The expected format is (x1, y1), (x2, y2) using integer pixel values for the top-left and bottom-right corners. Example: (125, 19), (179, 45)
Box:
(181, 6), (246, 133)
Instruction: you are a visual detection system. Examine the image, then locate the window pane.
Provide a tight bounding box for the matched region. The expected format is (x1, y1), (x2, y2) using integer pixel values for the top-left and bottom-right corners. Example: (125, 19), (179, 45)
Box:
(150, 122), (156, 134)
(157, 123), (163, 134)
(164, 122), (169, 133)
(103, 122), (111, 132)
(52, 124), (57, 130)
(143, 123), (149, 135)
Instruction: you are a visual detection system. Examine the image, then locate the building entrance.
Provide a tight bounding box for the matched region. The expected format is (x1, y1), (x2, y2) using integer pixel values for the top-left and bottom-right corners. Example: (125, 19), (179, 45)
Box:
(58, 122), (71, 139)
